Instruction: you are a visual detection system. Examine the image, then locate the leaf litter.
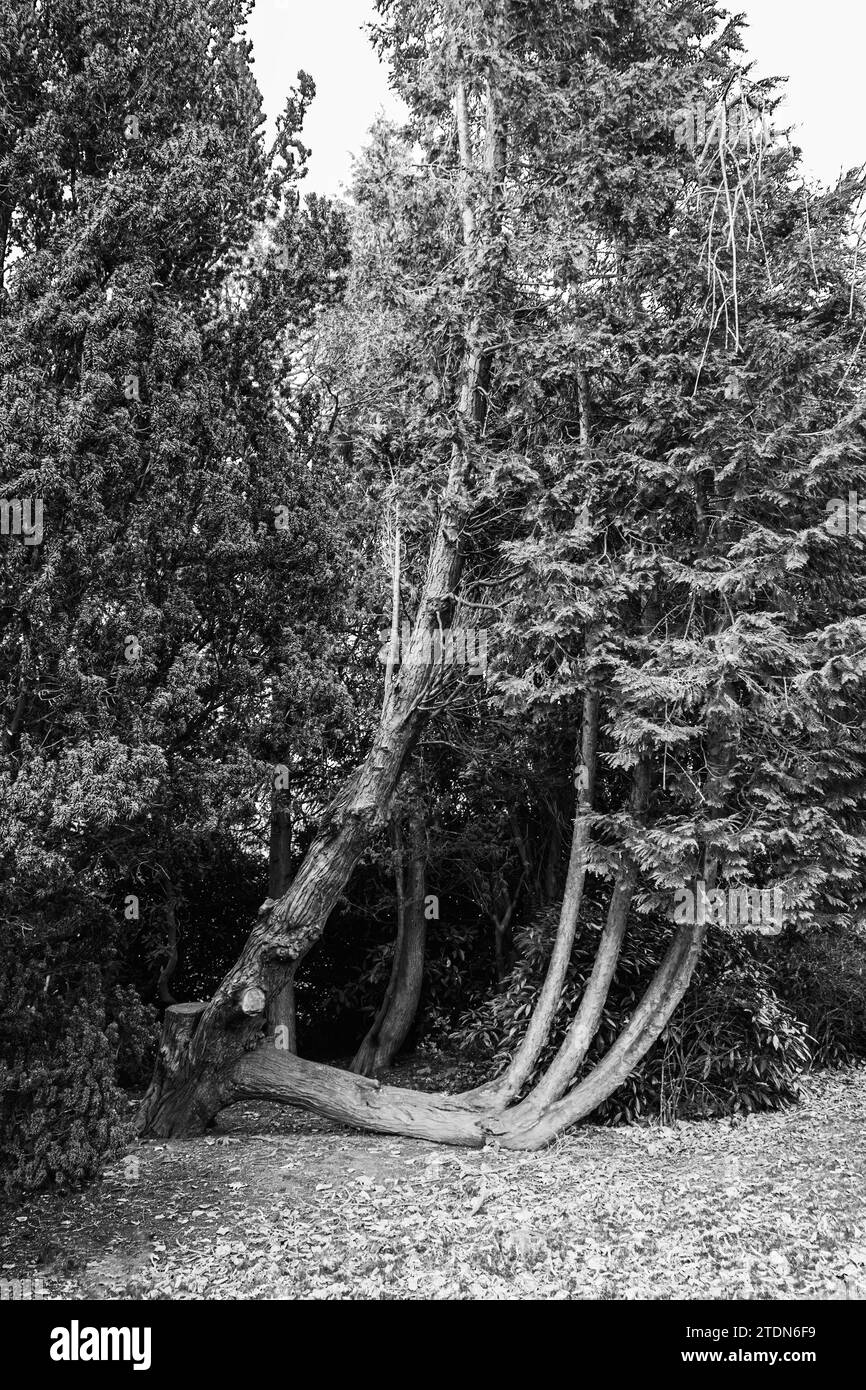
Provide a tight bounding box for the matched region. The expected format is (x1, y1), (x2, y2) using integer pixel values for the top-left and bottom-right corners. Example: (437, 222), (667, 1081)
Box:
(1, 1064), (863, 1301)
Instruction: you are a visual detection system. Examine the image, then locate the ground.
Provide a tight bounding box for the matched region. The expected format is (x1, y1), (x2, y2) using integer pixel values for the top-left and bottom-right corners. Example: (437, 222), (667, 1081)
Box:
(2, 1062), (865, 1300)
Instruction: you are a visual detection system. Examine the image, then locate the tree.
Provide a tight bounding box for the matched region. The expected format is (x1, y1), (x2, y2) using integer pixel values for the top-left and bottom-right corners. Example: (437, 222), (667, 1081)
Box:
(138, 0), (866, 1150)
(0, 0), (351, 1186)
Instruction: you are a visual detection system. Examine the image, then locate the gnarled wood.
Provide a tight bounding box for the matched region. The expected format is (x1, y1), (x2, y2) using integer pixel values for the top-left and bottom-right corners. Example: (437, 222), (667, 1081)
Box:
(232, 985), (266, 1017)
(231, 1047), (486, 1146)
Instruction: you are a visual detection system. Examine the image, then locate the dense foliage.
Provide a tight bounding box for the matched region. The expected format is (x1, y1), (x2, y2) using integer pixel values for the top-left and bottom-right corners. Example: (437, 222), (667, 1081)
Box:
(0, 0), (351, 1191)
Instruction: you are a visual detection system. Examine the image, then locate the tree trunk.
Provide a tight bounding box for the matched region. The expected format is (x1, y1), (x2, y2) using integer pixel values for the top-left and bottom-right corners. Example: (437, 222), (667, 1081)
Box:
(266, 791), (296, 1053)
(351, 810), (427, 1077)
(465, 359), (601, 1107)
(489, 875), (523, 983)
(137, 680), (436, 1135)
(230, 1047), (487, 1146)
(213, 904), (707, 1151)
(268, 966), (297, 1056)
(522, 761), (650, 1110)
(140, 756), (708, 1151)
(486, 911), (707, 1149)
(542, 805), (562, 905)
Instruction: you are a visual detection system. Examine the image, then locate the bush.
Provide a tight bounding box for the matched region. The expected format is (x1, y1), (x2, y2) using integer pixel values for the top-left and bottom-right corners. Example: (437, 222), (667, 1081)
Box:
(0, 967), (131, 1196)
(109, 984), (160, 1089)
(449, 905), (813, 1122)
(0, 894), (158, 1196)
(769, 923), (866, 1067)
(623, 959), (813, 1123)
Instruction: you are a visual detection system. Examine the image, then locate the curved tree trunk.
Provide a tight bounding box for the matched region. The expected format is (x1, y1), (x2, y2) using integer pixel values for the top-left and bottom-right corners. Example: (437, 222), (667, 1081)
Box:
(143, 747), (708, 1152)
(464, 359), (602, 1109)
(231, 1046), (487, 1146)
(351, 810), (427, 1077)
(220, 905), (706, 1151)
(522, 760), (650, 1111)
(486, 912), (707, 1149)
(137, 629), (453, 1136)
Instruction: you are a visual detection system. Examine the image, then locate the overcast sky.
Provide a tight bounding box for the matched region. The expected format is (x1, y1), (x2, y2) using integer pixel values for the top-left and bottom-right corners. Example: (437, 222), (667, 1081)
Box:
(247, 1), (865, 197)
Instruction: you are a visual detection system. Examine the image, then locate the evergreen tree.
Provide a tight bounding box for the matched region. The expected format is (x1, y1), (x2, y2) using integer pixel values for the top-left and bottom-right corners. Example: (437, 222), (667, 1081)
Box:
(0, 0), (350, 1188)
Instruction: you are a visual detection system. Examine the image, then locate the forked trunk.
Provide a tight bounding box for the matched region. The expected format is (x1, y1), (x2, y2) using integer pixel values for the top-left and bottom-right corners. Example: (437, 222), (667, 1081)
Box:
(215, 906), (707, 1151)
(486, 912), (707, 1149)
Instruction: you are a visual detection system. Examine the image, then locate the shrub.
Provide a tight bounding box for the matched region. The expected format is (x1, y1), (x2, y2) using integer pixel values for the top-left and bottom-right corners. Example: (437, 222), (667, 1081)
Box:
(449, 905), (813, 1122)
(0, 895), (157, 1196)
(769, 923), (866, 1067)
(0, 967), (131, 1195)
(109, 984), (160, 1090)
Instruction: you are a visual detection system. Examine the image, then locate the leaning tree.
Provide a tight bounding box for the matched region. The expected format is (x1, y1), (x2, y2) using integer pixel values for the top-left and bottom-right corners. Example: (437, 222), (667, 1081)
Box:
(139, 0), (866, 1148)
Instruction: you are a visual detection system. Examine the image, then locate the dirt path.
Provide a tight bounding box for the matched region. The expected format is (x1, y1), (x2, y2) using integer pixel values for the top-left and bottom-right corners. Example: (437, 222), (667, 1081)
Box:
(2, 1066), (864, 1300)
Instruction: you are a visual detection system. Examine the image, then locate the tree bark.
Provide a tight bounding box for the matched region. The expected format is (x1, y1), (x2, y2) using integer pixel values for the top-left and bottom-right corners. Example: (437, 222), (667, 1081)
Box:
(465, 356), (602, 1106)
(231, 1047), (487, 1146)
(351, 810), (427, 1077)
(140, 767), (707, 1152)
(542, 804), (562, 905)
(486, 912), (707, 1149)
(521, 761), (650, 1110)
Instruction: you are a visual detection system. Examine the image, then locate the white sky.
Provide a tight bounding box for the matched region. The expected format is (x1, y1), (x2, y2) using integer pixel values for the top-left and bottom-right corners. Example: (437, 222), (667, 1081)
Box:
(247, 0), (865, 197)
